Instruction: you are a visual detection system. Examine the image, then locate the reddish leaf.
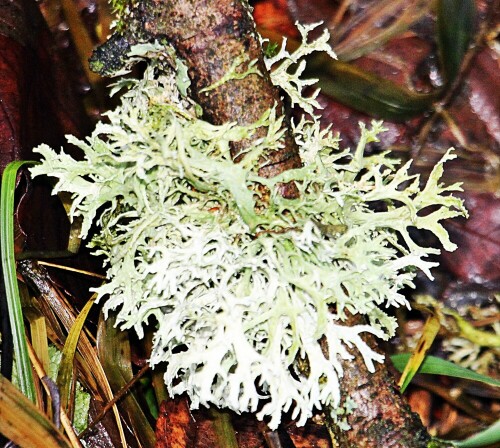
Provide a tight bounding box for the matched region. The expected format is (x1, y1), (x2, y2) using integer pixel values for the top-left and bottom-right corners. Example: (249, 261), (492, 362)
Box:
(467, 42), (500, 145)
(441, 192), (500, 284)
(155, 398), (196, 448)
(1, 0), (94, 275)
(0, 0), (91, 172)
(253, 0), (298, 38)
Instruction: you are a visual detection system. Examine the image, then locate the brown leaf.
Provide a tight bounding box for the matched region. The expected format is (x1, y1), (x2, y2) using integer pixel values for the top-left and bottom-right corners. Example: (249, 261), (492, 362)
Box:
(155, 398), (196, 448)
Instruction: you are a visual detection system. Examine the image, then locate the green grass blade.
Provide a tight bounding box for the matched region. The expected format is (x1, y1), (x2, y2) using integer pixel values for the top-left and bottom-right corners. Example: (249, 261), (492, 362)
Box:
(310, 56), (440, 121)
(391, 354), (500, 388)
(437, 0), (476, 84)
(1, 161), (37, 402)
(57, 293), (96, 413)
(454, 419), (500, 448)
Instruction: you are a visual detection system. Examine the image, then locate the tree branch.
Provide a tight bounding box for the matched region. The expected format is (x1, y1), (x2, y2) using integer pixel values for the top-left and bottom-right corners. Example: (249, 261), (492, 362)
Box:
(91, 1), (450, 446)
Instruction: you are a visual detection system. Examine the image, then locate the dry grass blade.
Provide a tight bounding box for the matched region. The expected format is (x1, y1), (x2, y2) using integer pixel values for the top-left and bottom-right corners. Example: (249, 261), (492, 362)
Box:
(18, 260), (128, 447)
(19, 261), (102, 398)
(0, 374), (72, 448)
(36, 261), (106, 279)
(97, 313), (156, 448)
(18, 281), (52, 390)
(398, 314), (441, 393)
(79, 363), (150, 439)
(331, 0), (431, 61)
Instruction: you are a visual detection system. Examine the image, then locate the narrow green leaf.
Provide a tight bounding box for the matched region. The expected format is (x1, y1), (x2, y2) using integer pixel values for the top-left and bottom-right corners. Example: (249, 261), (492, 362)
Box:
(437, 0), (476, 84)
(309, 56), (440, 121)
(454, 419), (500, 448)
(398, 315), (441, 393)
(57, 294), (96, 413)
(391, 354), (500, 388)
(0, 373), (72, 448)
(1, 161), (37, 402)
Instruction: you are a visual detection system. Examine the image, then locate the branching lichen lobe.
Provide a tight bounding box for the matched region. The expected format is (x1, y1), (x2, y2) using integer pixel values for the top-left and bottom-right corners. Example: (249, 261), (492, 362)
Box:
(141, 0), (301, 196)
(326, 314), (433, 447)
(77, 1), (465, 446)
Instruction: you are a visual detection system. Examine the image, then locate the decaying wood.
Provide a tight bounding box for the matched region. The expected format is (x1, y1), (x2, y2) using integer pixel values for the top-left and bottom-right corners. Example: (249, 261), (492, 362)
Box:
(92, 1), (447, 446)
(155, 398), (197, 448)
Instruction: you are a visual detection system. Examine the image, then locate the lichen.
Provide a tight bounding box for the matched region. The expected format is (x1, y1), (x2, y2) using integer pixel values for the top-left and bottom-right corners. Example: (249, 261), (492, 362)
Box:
(199, 51), (262, 94)
(330, 396), (357, 431)
(30, 27), (467, 429)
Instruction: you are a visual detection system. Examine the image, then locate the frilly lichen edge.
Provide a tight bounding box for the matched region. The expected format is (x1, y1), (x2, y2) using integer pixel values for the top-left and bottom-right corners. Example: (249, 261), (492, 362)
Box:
(29, 24), (467, 429)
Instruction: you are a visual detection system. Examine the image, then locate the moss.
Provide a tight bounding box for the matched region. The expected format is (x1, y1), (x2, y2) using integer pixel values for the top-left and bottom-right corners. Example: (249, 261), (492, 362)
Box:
(89, 33), (133, 76)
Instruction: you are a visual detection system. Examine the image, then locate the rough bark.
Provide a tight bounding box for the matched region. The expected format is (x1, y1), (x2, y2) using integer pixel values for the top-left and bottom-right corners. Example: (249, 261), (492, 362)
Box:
(92, 1), (445, 446)
(325, 314), (433, 447)
(92, 0), (301, 198)
(142, 0), (300, 172)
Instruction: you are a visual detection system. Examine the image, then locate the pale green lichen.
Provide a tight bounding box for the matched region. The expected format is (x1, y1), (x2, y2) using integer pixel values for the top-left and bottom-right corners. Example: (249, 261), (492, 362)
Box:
(265, 22), (337, 116)
(199, 51), (262, 94)
(30, 27), (466, 429)
(329, 396), (357, 431)
(108, 0), (136, 33)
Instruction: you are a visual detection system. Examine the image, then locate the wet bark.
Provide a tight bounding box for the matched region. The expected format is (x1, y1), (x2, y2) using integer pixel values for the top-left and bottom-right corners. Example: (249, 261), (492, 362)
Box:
(91, 0), (301, 198)
(91, 1), (447, 446)
(325, 314), (437, 448)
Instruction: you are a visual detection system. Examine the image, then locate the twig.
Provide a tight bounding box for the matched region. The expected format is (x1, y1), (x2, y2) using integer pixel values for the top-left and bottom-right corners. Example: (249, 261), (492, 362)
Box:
(35, 261), (106, 280)
(77, 363), (150, 439)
